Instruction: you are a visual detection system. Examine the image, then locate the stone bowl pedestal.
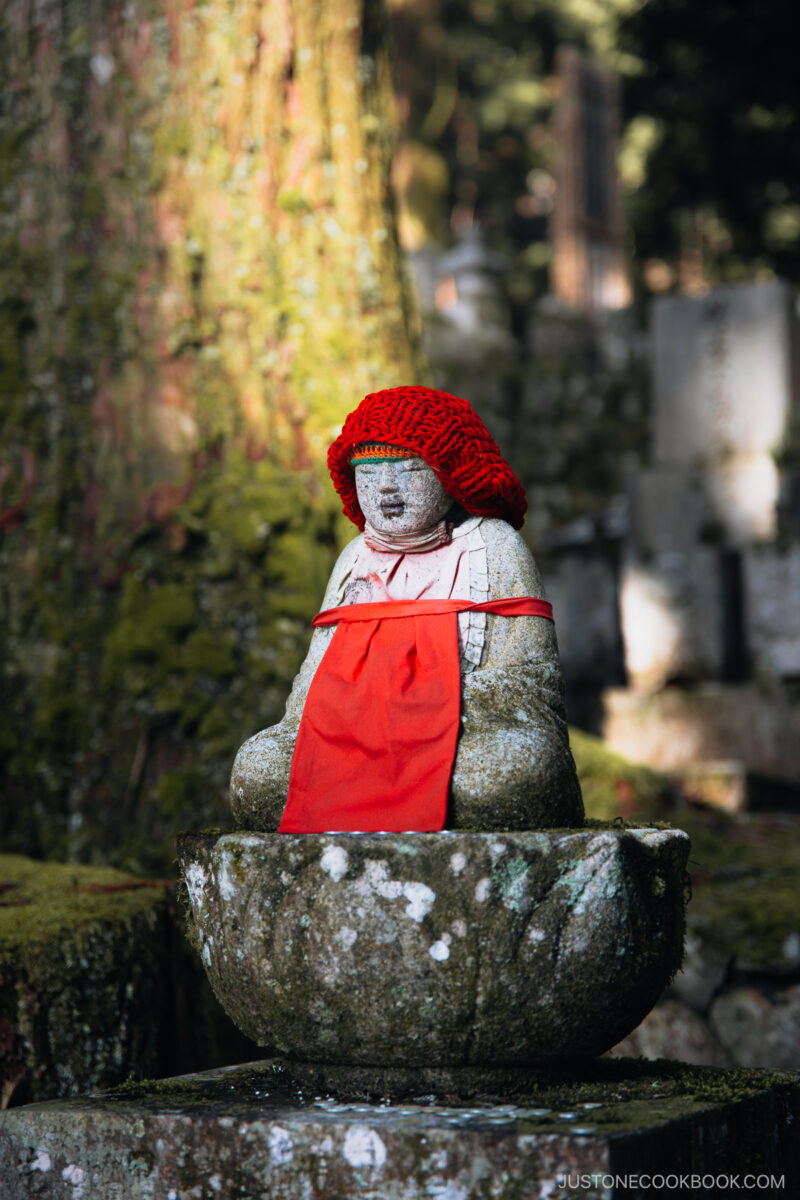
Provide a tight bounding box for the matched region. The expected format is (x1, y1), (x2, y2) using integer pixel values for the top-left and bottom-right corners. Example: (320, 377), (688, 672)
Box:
(179, 827), (688, 1090)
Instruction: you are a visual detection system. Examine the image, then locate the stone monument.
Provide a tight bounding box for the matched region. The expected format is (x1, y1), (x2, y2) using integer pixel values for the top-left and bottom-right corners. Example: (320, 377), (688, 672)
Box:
(179, 387), (689, 1091)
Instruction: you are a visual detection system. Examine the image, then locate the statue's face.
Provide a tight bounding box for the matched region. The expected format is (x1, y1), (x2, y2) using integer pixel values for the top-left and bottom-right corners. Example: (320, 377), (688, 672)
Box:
(355, 456), (452, 534)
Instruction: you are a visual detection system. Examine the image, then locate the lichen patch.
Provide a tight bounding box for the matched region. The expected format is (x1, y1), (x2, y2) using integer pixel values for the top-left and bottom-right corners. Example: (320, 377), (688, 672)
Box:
(320, 845), (349, 883)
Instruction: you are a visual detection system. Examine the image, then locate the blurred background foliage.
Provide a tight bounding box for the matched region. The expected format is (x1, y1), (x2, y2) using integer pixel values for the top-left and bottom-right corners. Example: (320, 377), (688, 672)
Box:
(388, 0), (799, 305)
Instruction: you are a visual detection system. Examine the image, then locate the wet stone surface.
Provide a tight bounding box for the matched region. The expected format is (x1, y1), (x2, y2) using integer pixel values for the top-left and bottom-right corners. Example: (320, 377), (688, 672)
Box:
(1, 1058), (797, 1199)
(178, 827), (688, 1066)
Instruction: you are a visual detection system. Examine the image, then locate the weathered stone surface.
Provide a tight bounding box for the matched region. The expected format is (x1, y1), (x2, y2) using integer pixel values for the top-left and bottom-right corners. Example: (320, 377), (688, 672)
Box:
(179, 827), (688, 1067)
(1, 1059), (798, 1199)
(710, 984), (800, 1072)
(602, 683), (800, 780)
(0, 854), (173, 1108)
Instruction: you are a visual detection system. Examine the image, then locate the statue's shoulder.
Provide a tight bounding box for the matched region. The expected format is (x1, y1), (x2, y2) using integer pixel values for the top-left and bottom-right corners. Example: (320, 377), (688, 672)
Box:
(319, 534), (365, 609)
(479, 518), (545, 598)
(334, 533), (365, 572)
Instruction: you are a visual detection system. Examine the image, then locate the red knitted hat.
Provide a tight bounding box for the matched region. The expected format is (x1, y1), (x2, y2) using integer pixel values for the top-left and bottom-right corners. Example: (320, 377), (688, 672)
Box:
(328, 386), (527, 531)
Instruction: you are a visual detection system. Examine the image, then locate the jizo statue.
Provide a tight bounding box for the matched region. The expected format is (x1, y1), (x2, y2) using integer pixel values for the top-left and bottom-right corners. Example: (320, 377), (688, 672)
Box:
(231, 386), (583, 833)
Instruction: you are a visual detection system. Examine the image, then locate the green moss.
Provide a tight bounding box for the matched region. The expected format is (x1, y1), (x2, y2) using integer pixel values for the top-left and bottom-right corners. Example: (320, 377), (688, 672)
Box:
(673, 808), (800, 970)
(0, 853), (171, 965)
(570, 727), (669, 821)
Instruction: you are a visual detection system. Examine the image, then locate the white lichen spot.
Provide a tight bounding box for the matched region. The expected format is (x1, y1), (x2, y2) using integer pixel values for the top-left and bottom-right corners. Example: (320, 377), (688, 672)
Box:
(354, 860), (434, 920)
(527, 927), (545, 945)
(217, 858), (239, 902)
(342, 1125), (387, 1171)
(403, 881), (435, 921)
(168, 1191), (177, 1200)
(62, 1164), (85, 1186)
(183, 863), (207, 911)
(449, 851), (467, 875)
(490, 842), (507, 859)
(474, 877), (491, 903)
(320, 845), (349, 883)
(202, 942), (212, 967)
(451, 919), (467, 939)
(208, 1175), (222, 1192)
(428, 1184), (467, 1200)
(356, 860), (401, 898)
(336, 926), (358, 949)
(354, 158), (368, 174)
(269, 1126), (294, 1165)
(429, 935), (451, 962)
(31, 1151), (51, 1172)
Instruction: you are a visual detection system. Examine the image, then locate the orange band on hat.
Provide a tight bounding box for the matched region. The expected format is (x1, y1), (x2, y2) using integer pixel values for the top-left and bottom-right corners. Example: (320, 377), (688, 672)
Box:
(349, 442), (415, 467)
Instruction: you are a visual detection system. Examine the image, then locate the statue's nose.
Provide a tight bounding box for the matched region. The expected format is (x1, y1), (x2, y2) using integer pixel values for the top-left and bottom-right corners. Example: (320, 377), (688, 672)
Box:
(378, 463), (399, 492)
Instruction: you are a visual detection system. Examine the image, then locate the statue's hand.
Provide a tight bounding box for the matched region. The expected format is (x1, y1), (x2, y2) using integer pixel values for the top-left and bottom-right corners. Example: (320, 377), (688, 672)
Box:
(229, 720), (299, 830)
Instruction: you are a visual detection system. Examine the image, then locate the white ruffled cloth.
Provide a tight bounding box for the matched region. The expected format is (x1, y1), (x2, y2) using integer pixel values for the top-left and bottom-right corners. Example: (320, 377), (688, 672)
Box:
(337, 516), (489, 672)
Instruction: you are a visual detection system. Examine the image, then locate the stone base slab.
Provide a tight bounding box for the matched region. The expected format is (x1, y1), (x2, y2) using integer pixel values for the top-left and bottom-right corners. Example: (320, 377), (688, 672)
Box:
(1, 1059), (798, 1199)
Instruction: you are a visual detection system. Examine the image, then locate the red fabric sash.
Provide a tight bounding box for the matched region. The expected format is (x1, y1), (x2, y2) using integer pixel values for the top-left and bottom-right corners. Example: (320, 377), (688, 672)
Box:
(277, 596), (553, 833)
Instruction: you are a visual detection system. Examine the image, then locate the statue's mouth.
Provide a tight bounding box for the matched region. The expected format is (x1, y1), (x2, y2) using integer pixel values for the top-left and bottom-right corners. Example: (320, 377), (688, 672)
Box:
(380, 500), (404, 519)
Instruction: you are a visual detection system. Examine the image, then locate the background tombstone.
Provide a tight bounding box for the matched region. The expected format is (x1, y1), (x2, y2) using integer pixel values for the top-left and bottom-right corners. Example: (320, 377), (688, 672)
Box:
(650, 278), (799, 545)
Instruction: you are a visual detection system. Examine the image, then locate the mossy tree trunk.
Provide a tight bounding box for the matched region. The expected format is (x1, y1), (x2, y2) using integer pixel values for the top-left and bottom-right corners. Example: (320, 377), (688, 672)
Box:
(0, 0), (421, 869)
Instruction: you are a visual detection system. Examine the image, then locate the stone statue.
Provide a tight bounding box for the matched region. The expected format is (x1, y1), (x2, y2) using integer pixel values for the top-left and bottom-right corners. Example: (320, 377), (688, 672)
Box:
(230, 386), (583, 833)
(183, 390), (686, 1079)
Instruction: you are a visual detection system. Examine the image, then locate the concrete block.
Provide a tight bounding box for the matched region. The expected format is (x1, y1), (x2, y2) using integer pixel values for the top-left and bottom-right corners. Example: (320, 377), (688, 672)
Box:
(1, 1059), (798, 1199)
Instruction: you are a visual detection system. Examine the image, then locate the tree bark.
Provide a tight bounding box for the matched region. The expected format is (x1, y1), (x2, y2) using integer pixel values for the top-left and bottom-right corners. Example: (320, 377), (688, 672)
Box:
(0, 0), (422, 866)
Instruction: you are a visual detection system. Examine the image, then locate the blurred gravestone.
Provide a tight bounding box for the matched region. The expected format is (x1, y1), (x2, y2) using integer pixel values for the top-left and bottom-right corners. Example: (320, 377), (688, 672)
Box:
(650, 279), (799, 545)
(620, 279), (800, 692)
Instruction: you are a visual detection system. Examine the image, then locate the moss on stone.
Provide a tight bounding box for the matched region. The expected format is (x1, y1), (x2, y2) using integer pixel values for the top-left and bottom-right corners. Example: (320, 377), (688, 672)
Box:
(0, 854), (171, 965)
(570, 727), (669, 822)
(672, 808), (800, 972)
(0, 853), (176, 1105)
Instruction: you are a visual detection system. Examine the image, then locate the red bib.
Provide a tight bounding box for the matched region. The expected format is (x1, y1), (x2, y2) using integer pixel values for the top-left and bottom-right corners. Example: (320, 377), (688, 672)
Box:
(277, 597), (553, 833)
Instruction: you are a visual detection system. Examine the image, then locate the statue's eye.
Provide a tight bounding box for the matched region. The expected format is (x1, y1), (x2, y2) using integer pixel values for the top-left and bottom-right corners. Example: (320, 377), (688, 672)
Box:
(399, 460), (425, 472)
(356, 466), (377, 476)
